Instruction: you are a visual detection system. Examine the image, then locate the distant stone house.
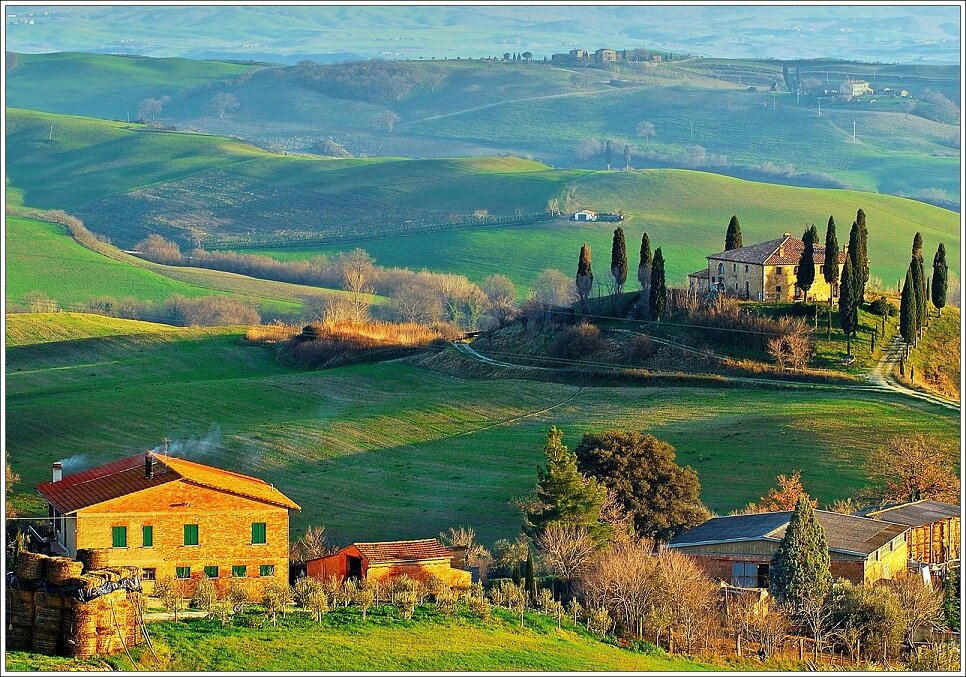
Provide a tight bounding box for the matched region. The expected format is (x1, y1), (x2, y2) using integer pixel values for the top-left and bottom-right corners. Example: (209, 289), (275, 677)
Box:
(668, 510), (909, 587)
(857, 500), (961, 568)
(595, 48), (618, 63)
(687, 233), (847, 302)
(306, 538), (472, 587)
(572, 210), (598, 222)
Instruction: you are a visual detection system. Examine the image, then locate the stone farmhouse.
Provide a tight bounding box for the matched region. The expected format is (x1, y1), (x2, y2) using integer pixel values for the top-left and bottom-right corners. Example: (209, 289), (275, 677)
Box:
(35, 452), (300, 594)
(307, 538), (472, 587)
(668, 510), (909, 588)
(688, 233), (848, 302)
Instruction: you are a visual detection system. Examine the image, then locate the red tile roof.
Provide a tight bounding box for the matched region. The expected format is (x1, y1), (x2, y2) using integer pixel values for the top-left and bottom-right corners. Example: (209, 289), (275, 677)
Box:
(353, 539), (453, 564)
(708, 235), (849, 267)
(36, 451), (299, 513)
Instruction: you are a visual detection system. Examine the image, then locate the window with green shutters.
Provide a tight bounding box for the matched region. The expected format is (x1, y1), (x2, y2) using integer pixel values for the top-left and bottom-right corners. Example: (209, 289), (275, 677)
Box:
(112, 526), (127, 548)
(259, 564), (275, 577)
(183, 524), (199, 546)
(142, 525), (153, 548)
(176, 567), (191, 579)
(232, 565), (247, 578)
(204, 566), (219, 578)
(252, 522), (267, 545)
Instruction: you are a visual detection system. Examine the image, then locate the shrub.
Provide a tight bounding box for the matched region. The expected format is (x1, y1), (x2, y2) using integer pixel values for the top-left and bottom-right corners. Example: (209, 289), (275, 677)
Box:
(260, 580), (294, 627)
(625, 334), (657, 362)
(191, 576), (219, 612)
(549, 323), (605, 360)
(588, 607), (614, 638)
(789, 302), (817, 319)
(868, 297), (897, 318)
(467, 594), (491, 621)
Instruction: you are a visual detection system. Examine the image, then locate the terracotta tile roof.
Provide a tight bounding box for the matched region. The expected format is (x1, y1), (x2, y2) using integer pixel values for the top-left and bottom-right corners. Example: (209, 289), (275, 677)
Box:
(670, 510), (907, 557)
(353, 539), (453, 563)
(156, 453), (300, 511)
(708, 235), (848, 267)
(859, 500), (960, 527)
(36, 452), (299, 513)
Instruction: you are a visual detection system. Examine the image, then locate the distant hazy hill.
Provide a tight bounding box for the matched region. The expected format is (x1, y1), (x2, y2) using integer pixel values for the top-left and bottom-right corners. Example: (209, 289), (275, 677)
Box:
(4, 5), (961, 64)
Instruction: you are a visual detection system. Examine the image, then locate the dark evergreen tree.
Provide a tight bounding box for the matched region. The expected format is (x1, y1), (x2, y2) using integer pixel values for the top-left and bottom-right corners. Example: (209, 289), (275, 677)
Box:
(856, 208), (869, 294)
(796, 226), (817, 302)
(846, 220), (864, 311)
(900, 265), (917, 353)
(523, 427), (608, 539)
(839, 256), (859, 356)
(911, 233), (927, 337)
(576, 243), (594, 309)
(823, 216), (839, 307)
(623, 144), (631, 171)
(604, 139), (613, 170)
(611, 227), (628, 295)
(932, 243), (948, 316)
(725, 215), (742, 251)
(638, 232), (653, 290)
(649, 247), (667, 320)
(524, 547), (537, 603)
(769, 495), (832, 611)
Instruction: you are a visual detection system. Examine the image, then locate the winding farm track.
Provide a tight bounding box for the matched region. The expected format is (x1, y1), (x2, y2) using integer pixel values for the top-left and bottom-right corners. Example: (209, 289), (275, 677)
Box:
(867, 335), (960, 412)
(451, 334), (960, 414)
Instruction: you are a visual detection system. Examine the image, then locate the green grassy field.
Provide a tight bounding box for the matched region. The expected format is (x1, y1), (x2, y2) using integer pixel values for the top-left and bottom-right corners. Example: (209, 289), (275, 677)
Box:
(6, 606), (736, 672)
(6, 313), (957, 547)
(898, 306), (961, 400)
(4, 216), (378, 316)
(248, 170), (960, 294)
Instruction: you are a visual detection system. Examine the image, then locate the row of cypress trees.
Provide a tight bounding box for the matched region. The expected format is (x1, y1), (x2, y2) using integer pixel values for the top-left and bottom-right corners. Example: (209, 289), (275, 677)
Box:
(899, 233), (947, 354)
(576, 229), (667, 319)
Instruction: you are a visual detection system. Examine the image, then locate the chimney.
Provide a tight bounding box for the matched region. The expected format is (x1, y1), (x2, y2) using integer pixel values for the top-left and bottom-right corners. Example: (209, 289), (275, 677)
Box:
(145, 453), (154, 479)
(52, 462), (63, 483)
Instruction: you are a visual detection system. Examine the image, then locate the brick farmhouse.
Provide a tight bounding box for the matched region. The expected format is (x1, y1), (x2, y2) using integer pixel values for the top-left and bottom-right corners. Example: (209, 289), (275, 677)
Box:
(688, 233), (848, 303)
(36, 452), (300, 594)
(307, 538), (471, 587)
(667, 510), (909, 588)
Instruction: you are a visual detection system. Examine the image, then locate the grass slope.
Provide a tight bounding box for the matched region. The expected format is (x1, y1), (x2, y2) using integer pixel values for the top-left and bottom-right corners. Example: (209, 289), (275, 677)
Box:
(4, 217), (376, 315)
(6, 313), (957, 546)
(6, 608), (723, 672)
(897, 306), (961, 400)
(251, 170), (960, 293)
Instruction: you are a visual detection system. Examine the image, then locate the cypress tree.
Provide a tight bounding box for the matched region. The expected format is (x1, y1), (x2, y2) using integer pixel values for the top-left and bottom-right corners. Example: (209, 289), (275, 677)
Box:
(838, 256), (858, 356)
(649, 248), (667, 320)
(611, 227), (628, 295)
(576, 243), (594, 308)
(932, 243), (948, 317)
(623, 144), (631, 171)
(911, 233), (927, 338)
(524, 547), (537, 603)
(856, 208), (869, 292)
(823, 216), (839, 301)
(769, 495), (832, 613)
(604, 139), (613, 170)
(900, 265), (917, 353)
(638, 232), (653, 316)
(796, 226), (816, 302)
(846, 220), (864, 311)
(725, 215), (742, 251)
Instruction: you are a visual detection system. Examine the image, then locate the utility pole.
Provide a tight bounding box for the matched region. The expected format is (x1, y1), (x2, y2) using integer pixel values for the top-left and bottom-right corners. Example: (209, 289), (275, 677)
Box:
(772, 92), (776, 109)
(853, 120), (857, 142)
(817, 97), (824, 116)
(48, 125), (52, 142)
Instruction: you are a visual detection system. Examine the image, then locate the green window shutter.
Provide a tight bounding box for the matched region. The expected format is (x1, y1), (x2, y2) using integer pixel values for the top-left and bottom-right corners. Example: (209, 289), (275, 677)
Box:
(176, 567), (191, 579)
(232, 565), (247, 578)
(142, 525), (153, 547)
(252, 522), (267, 544)
(112, 526), (127, 548)
(259, 565), (275, 577)
(184, 524), (199, 546)
(204, 566), (219, 578)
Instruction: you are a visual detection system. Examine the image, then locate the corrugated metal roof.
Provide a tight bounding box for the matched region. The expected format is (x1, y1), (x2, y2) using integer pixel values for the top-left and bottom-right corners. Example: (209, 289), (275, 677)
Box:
(353, 539), (452, 563)
(861, 500), (960, 527)
(670, 509), (907, 556)
(37, 451), (300, 513)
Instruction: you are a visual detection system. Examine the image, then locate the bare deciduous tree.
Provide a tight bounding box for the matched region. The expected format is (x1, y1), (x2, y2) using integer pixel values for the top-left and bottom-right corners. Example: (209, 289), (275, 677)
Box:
(657, 548), (720, 654)
(578, 536), (659, 639)
(865, 433), (960, 504)
(889, 573), (943, 650)
(538, 524), (596, 598)
(338, 249), (375, 323)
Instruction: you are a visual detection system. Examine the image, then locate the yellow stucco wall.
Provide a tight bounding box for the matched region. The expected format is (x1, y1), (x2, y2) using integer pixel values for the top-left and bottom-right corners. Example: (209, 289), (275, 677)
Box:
(707, 259), (839, 303)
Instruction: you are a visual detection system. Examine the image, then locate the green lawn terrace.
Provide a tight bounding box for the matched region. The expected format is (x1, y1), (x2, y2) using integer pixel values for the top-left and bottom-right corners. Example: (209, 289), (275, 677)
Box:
(6, 313), (958, 547)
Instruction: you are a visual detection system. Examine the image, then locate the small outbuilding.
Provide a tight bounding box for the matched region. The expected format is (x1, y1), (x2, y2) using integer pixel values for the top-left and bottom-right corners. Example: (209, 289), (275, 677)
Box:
(572, 210), (598, 222)
(857, 500), (960, 568)
(306, 538), (471, 587)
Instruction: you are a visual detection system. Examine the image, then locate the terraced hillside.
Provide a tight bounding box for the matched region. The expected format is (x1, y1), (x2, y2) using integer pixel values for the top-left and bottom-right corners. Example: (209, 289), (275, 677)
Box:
(6, 313), (958, 545)
(6, 110), (959, 292)
(7, 53), (960, 205)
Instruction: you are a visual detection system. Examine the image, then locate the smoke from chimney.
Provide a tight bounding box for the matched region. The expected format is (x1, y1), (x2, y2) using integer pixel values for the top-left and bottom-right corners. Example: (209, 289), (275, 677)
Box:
(52, 462), (63, 483)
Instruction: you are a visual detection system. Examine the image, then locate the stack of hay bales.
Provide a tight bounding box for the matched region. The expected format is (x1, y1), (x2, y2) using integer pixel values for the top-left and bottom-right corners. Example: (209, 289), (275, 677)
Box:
(5, 551), (144, 658)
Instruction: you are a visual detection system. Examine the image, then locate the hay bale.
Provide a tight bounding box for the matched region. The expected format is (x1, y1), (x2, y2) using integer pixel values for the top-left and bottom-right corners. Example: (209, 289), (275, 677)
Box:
(89, 569), (120, 583)
(8, 588), (35, 621)
(31, 632), (62, 656)
(15, 551), (49, 581)
(5, 626), (32, 650)
(96, 630), (121, 656)
(34, 605), (64, 631)
(77, 548), (110, 572)
(35, 591), (65, 609)
(46, 557), (84, 584)
(68, 635), (99, 659)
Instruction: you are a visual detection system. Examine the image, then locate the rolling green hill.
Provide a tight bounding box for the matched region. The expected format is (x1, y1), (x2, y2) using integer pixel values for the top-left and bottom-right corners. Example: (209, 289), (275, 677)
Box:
(6, 313), (958, 546)
(6, 109), (958, 293)
(6, 53), (960, 206)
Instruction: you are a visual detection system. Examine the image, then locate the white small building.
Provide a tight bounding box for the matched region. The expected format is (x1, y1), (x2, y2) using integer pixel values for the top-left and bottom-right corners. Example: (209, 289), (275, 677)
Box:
(573, 210), (598, 222)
